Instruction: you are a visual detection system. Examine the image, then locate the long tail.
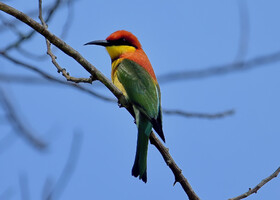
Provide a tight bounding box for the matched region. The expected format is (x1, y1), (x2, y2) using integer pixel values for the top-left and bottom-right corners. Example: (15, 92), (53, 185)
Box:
(132, 110), (152, 183)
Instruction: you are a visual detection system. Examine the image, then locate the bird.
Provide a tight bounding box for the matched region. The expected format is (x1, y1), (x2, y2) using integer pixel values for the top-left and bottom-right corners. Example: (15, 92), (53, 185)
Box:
(85, 30), (165, 183)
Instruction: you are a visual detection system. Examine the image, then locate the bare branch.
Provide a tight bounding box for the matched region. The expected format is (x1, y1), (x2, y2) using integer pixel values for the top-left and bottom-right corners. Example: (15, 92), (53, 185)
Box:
(158, 51), (280, 83)
(0, 0), (75, 60)
(16, 45), (48, 60)
(229, 167), (280, 200)
(163, 109), (235, 119)
(0, 88), (47, 149)
(150, 132), (200, 200)
(0, 3), (200, 199)
(0, 14), (24, 37)
(0, 71), (234, 120)
(45, 132), (83, 200)
(0, 74), (50, 84)
(0, 51), (115, 102)
(0, 51), (235, 120)
(235, 0), (250, 61)
(39, 0), (94, 84)
(60, 0), (75, 39)
(0, 2), (67, 33)
(0, 3), (127, 105)
(42, 177), (53, 200)
(2, 0), (62, 52)
(2, 1), (235, 122)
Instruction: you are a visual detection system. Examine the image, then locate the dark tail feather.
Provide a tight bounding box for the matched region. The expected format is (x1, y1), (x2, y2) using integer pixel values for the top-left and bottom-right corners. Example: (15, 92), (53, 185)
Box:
(132, 153), (139, 178)
(151, 118), (165, 142)
(131, 132), (148, 183)
(132, 161), (147, 183)
(132, 116), (149, 183)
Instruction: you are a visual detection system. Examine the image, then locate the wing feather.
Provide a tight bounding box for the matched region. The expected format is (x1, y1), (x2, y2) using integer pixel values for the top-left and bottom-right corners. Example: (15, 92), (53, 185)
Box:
(116, 59), (165, 141)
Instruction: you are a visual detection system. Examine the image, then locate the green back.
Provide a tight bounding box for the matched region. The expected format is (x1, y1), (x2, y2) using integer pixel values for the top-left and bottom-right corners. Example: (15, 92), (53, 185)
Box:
(117, 59), (159, 120)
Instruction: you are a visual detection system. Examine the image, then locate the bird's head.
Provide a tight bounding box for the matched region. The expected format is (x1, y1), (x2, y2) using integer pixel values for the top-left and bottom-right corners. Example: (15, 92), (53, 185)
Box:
(85, 30), (142, 61)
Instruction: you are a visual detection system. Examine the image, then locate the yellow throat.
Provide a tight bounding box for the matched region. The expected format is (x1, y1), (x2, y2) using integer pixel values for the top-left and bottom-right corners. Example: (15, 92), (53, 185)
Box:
(106, 45), (136, 96)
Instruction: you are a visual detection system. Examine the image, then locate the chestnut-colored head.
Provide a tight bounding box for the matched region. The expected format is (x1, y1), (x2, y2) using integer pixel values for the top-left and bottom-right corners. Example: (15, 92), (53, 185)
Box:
(106, 30), (142, 49)
(85, 30), (142, 61)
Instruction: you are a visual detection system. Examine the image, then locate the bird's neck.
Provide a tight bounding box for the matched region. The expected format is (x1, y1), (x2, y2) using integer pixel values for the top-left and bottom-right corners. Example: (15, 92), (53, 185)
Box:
(106, 45), (136, 61)
(110, 48), (158, 83)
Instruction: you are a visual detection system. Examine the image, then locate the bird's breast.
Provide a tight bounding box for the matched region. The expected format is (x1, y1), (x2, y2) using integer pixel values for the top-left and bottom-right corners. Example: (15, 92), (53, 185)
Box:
(111, 58), (127, 96)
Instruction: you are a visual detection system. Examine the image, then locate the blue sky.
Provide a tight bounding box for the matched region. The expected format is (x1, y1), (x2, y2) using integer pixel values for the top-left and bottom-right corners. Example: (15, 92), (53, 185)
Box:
(1, 0), (280, 199)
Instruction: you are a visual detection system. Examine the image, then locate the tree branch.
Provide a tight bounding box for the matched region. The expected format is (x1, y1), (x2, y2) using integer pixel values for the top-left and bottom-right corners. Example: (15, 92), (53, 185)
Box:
(0, 3), (200, 199)
(163, 109), (234, 119)
(1, 52), (234, 119)
(0, 3), (126, 104)
(229, 167), (280, 200)
(39, 0), (93, 84)
(150, 132), (199, 200)
(235, 0), (250, 61)
(44, 132), (83, 200)
(0, 88), (47, 150)
(2, 0), (62, 52)
(158, 51), (280, 83)
(0, 51), (115, 102)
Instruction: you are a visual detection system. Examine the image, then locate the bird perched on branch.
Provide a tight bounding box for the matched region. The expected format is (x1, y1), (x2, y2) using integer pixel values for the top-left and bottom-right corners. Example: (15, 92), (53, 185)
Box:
(85, 30), (165, 183)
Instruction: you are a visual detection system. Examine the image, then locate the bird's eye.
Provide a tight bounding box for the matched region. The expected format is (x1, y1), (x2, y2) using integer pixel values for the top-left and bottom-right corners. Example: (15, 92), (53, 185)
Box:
(113, 37), (132, 46)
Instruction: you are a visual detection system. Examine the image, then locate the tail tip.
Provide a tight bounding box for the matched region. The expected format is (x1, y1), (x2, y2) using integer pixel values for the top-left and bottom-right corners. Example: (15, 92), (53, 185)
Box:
(151, 119), (166, 142)
(141, 172), (147, 183)
(132, 166), (147, 183)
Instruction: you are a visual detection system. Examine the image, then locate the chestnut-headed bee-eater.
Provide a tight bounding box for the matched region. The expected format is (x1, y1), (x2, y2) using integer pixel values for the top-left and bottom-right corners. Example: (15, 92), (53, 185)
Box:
(85, 30), (165, 183)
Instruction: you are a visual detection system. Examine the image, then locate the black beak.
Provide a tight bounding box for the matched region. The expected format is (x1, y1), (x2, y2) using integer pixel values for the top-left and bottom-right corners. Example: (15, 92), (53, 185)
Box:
(84, 40), (111, 47)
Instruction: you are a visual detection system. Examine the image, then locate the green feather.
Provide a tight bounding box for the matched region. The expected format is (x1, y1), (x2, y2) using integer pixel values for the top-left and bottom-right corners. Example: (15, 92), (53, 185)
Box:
(117, 59), (159, 123)
(131, 107), (151, 182)
(116, 59), (165, 182)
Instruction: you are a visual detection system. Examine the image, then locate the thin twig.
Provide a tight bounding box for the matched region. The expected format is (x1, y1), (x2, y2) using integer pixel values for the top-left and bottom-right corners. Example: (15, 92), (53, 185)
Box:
(0, 14), (24, 37)
(3, 0), (62, 52)
(45, 132), (83, 200)
(0, 2), (130, 107)
(150, 132), (200, 200)
(0, 74), (51, 84)
(0, 51), (115, 102)
(235, 0), (250, 61)
(1, 3), (280, 200)
(163, 109), (235, 119)
(60, 0), (75, 39)
(0, 0), (75, 60)
(0, 88), (47, 149)
(16, 45), (48, 60)
(0, 71), (234, 119)
(229, 167), (280, 200)
(1, 49), (235, 119)
(42, 177), (53, 200)
(0, 2), (67, 33)
(158, 51), (280, 83)
(0, 3), (198, 199)
(39, 0), (93, 84)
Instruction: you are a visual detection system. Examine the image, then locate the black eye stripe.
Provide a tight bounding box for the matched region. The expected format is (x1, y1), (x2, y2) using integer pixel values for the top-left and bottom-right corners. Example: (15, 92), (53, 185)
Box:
(117, 38), (129, 45)
(109, 38), (136, 48)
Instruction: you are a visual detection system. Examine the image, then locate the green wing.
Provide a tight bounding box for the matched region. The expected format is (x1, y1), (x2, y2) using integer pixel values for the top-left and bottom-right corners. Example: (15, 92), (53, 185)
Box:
(117, 59), (165, 141)
(117, 59), (165, 182)
(117, 59), (159, 120)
